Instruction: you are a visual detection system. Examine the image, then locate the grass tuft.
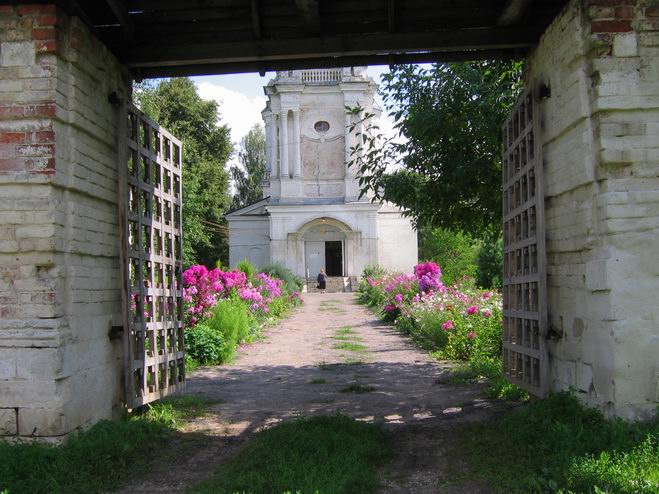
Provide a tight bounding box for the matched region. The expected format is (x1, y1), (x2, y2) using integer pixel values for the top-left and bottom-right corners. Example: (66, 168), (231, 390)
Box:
(460, 392), (659, 493)
(309, 378), (328, 384)
(341, 383), (376, 394)
(333, 341), (368, 353)
(437, 356), (529, 402)
(189, 414), (392, 494)
(331, 326), (362, 342)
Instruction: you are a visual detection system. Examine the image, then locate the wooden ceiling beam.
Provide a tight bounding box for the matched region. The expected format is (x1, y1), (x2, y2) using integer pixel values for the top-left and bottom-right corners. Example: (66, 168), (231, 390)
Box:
(120, 27), (543, 67)
(295, 0), (322, 37)
(250, 0), (261, 39)
(388, 0), (396, 33)
(132, 48), (524, 79)
(104, 0), (134, 43)
(498, 0), (532, 26)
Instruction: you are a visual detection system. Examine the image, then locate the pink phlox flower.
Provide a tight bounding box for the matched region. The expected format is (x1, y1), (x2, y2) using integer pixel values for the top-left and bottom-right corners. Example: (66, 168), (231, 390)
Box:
(384, 304), (395, 312)
(394, 293), (404, 303)
(441, 320), (454, 331)
(467, 331), (477, 340)
(414, 262), (441, 281)
(482, 309), (492, 318)
(467, 306), (478, 315)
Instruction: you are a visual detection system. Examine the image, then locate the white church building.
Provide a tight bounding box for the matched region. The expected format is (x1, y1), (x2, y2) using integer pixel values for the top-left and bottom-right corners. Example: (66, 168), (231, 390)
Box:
(226, 67), (418, 289)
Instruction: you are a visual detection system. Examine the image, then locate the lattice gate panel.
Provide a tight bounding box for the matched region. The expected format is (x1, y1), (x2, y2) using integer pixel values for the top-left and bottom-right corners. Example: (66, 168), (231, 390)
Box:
(501, 90), (548, 397)
(121, 104), (185, 409)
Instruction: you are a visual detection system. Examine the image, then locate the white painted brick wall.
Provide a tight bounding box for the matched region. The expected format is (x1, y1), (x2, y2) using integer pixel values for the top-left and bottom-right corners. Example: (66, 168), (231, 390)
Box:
(0, 6), (129, 438)
(528, 0), (659, 420)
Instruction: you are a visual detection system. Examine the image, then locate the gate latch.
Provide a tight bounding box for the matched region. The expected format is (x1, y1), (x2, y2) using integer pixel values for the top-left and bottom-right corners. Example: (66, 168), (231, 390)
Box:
(108, 325), (124, 340)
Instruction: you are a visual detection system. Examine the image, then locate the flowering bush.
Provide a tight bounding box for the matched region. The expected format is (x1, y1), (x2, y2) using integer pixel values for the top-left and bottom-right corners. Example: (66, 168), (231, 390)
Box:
(359, 262), (503, 362)
(182, 263), (303, 369)
(182, 265), (225, 325)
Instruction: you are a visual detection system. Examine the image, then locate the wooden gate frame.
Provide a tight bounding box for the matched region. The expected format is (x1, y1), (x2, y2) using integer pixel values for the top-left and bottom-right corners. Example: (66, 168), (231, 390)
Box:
(501, 89), (549, 397)
(118, 103), (185, 409)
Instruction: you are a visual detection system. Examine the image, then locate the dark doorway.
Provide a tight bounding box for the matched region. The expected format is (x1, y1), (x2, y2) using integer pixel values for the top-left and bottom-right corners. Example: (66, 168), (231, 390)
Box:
(325, 241), (343, 276)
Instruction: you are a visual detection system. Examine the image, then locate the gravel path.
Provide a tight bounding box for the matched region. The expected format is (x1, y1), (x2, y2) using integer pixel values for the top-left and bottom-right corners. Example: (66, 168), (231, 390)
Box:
(121, 293), (501, 493)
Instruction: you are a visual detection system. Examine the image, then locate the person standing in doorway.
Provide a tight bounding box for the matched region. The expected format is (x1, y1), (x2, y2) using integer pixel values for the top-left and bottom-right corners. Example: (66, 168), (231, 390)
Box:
(317, 268), (327, 294)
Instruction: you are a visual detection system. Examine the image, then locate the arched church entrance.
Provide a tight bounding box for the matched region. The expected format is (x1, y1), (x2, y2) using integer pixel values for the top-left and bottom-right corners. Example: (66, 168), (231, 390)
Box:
(303, 223), (346, 278)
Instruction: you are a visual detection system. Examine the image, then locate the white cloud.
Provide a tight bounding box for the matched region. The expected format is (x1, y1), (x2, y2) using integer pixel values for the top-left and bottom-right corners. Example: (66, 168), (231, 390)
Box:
(196, 81), (267, 158)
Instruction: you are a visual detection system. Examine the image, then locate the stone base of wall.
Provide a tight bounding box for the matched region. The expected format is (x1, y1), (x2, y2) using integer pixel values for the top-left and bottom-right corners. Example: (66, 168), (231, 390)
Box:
(0, 5), (130, 440)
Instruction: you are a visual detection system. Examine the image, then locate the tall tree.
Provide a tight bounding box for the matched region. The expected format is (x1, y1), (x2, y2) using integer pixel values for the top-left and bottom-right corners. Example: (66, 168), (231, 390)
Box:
(230, 124), (266, 210)
(350, 60), (523, 235)
(134, 78), (233, 267)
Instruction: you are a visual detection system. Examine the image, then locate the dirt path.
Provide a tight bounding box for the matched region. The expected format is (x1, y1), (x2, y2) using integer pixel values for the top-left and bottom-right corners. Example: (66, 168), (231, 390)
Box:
(121, 293), (503, 493)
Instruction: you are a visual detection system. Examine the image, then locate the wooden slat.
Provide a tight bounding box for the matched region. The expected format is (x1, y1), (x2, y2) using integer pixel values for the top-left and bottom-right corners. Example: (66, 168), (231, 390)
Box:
(123, 103), (185, 409)
(501, 89), (548, 398)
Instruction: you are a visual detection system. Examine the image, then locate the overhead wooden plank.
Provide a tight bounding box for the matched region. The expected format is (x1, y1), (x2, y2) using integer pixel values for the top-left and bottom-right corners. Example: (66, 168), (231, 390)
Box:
(295, 0), (322, 36)
(498, 0), (533, 26)
(121, 26), (544, 67)
(133, 47), (523, 79)
(104, 0), (134, 43)
(251, 0), (262, 39)
(388, 0), (396, 33)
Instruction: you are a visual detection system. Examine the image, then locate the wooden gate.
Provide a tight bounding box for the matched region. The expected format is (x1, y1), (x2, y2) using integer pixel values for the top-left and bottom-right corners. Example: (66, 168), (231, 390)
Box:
(501, 90), (548, 397)
(119, 104), (185, 409)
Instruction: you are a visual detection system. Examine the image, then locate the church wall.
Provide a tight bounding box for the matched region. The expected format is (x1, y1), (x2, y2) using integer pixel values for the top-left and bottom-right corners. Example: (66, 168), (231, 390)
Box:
(300, 90), (347, 194)
(377, 208), (418, 274)
(267, 204), (381, 278)
(228, 217), (270, 270)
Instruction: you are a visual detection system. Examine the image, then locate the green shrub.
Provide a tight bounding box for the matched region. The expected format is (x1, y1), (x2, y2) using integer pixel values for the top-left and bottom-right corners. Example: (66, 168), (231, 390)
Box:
(463, 392), (659, 493)
(476, 234), (503, 289)
(206, 298), (250, 363)
(185, 323), (225, 365)
(266, 295), (290, 319)
(236, 258), (256, 281)
(357, 266), (389, 308)
(259, 262), (300, 293)
(418, 228), (478, 285)
(362, 264), (387, 280)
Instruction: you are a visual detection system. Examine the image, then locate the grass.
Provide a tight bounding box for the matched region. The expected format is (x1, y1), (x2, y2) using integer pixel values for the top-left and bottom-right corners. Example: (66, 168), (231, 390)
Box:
(333, 341), (368, 353)
(341, 383), (376, 394)
(331, 326), (362, 341)
(0, 395), (218, 494)
(142, 395), (222, 428)
(318, 360), (365, 370)
(309, 378), (328, 384)
(460, 392), (659, 493)
(436, 356), (529, 402)
(189, 415), (392, 494)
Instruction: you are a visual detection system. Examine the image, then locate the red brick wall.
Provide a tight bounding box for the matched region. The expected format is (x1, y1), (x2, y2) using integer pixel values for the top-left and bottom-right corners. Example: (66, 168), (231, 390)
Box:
(0, 4), (59, 175)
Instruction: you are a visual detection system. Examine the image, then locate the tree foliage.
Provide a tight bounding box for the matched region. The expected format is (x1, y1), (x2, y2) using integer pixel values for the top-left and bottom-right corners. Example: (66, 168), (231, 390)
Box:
(418, 227), (478, 285)
(350, 61), (523, 234)
(231, 124), (266, 210)
(134, 78), (233, 267)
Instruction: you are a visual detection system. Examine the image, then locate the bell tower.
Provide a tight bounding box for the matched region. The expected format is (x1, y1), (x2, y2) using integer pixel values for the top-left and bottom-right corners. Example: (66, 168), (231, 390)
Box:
(261, 67), (380, 204)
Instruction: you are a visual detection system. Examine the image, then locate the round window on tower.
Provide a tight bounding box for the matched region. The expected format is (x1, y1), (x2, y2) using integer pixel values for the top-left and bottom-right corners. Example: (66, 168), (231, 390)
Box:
(314, 120), (330, 133)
